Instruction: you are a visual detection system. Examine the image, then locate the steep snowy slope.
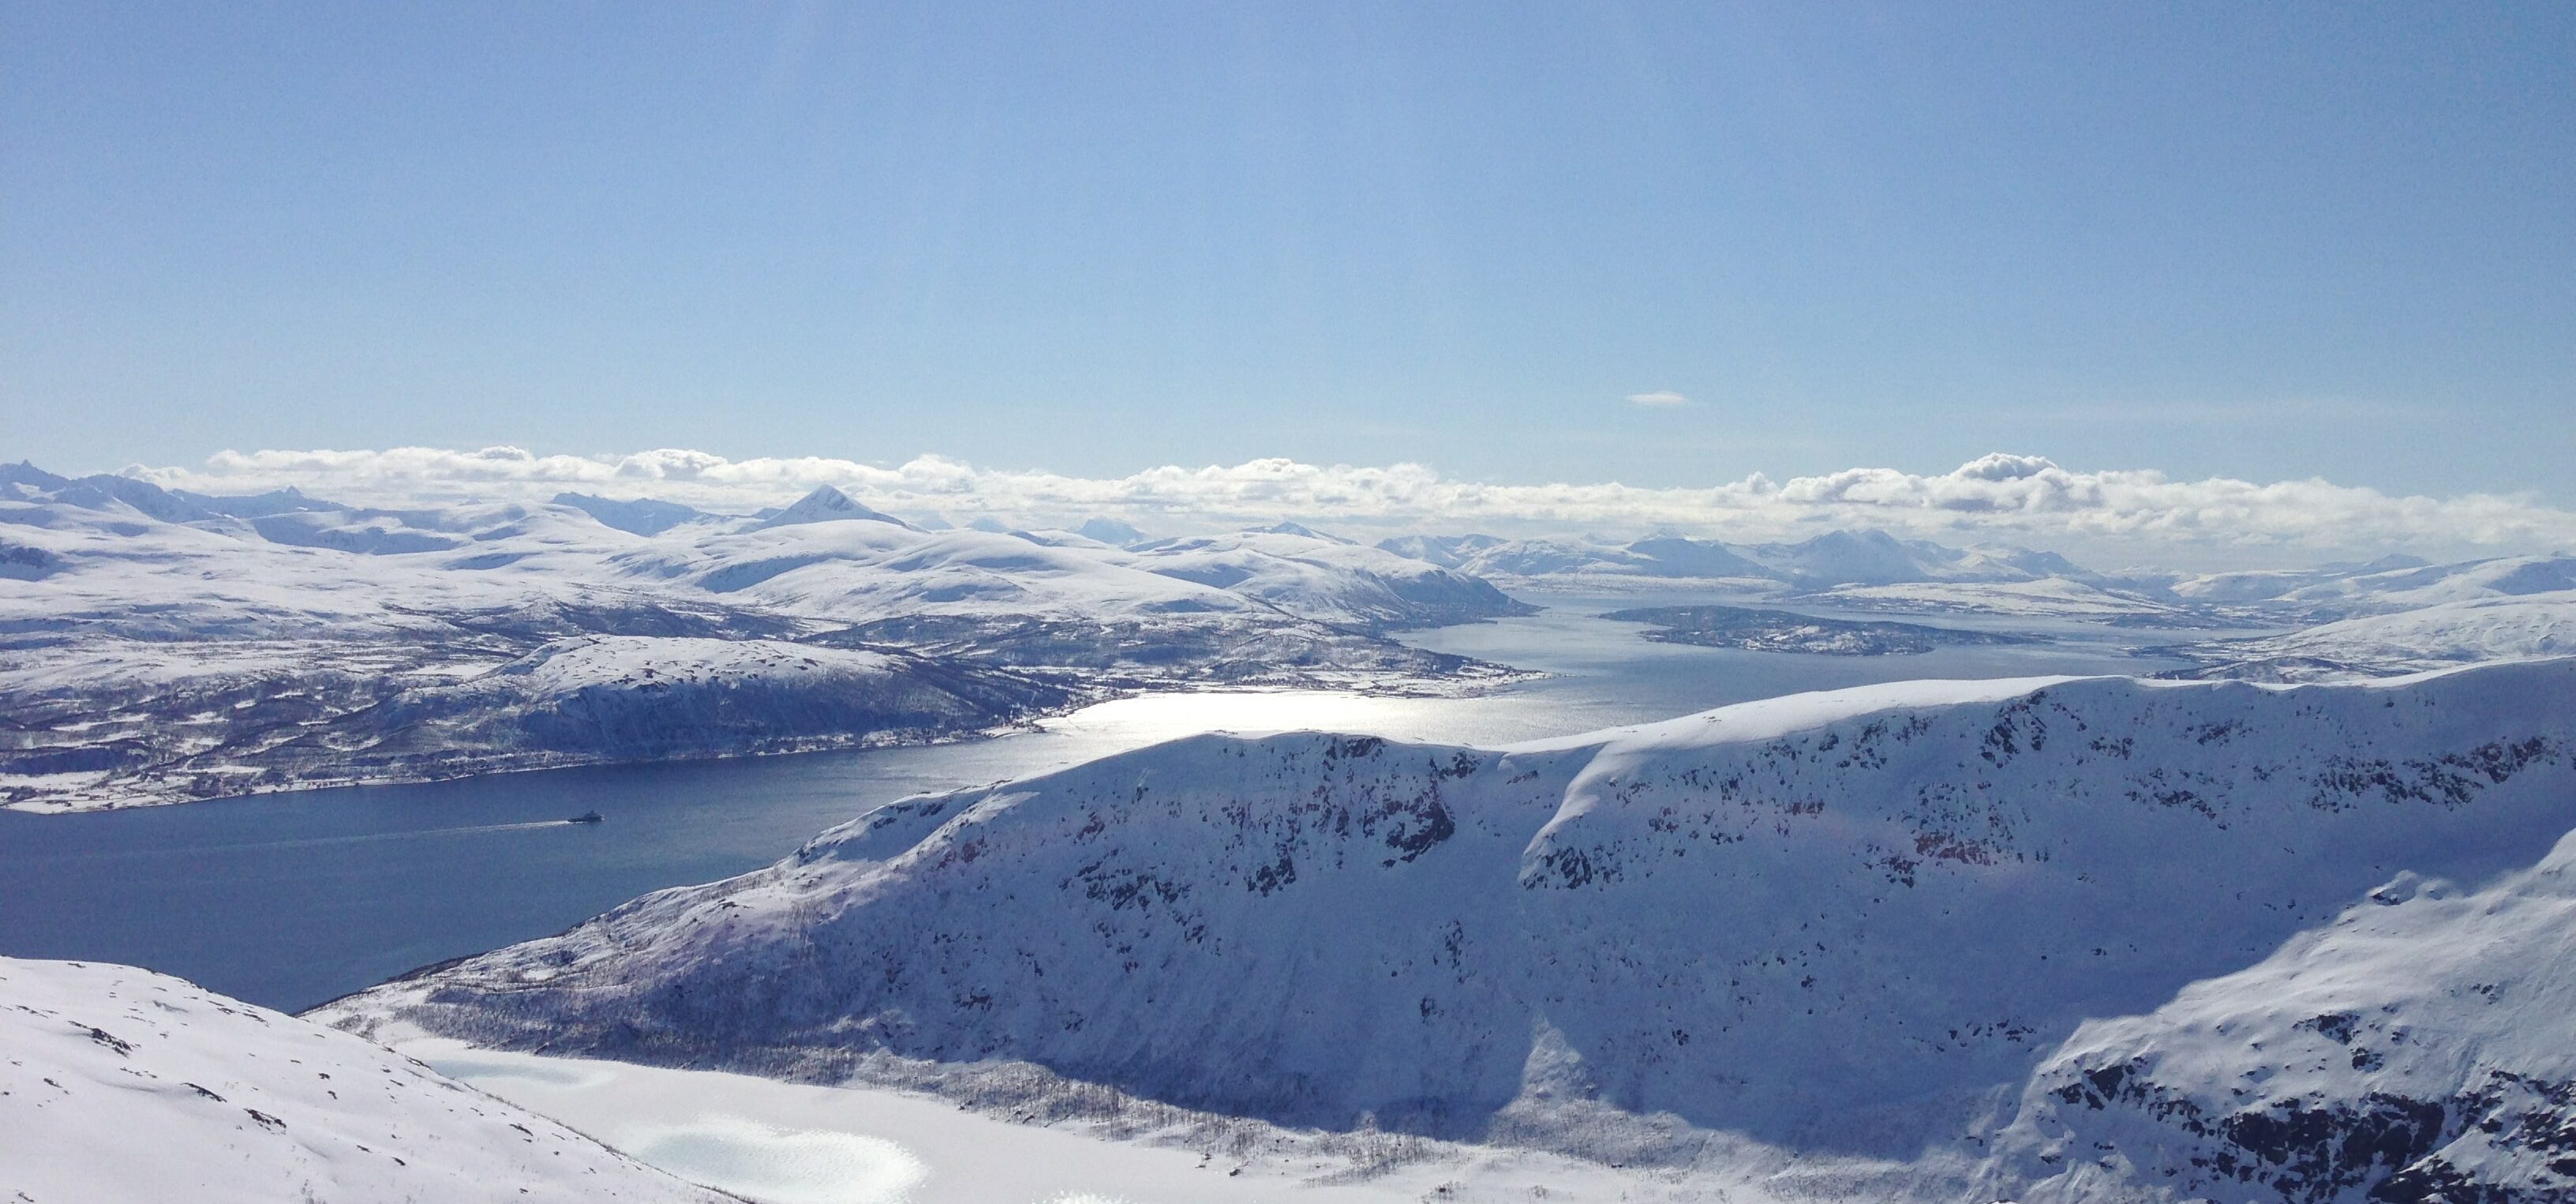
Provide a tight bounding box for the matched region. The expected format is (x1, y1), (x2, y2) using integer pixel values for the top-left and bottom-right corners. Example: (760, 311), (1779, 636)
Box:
(322, 660), (2576, 1200)
(0, 957), (730, 1204)
(1986, 828), (2576, 1203)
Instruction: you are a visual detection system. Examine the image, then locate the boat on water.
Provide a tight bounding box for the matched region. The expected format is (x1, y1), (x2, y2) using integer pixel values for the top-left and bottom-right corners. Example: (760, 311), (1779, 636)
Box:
(567, 810), (604, 824)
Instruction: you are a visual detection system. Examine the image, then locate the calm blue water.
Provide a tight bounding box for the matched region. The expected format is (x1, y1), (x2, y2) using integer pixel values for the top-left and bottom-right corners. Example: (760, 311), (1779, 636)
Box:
(0, 596), (2200, 1011)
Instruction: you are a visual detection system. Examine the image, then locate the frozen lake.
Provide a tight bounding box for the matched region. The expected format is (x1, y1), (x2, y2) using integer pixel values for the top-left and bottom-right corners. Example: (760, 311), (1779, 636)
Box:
(0, 594), (2197, 1011)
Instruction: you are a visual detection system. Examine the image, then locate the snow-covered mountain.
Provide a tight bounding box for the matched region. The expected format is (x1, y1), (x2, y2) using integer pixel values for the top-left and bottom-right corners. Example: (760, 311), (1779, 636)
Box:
(1121, 530), (1533, 631)
(751, 483), (918, 531)
(0, 463), (1520, 810)
(1, 956), (732, 1204)
(320, 658), (2576, 1202)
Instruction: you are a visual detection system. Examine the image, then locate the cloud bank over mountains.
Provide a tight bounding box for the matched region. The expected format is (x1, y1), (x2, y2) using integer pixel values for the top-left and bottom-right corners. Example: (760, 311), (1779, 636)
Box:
(122, 445), (2575, 568)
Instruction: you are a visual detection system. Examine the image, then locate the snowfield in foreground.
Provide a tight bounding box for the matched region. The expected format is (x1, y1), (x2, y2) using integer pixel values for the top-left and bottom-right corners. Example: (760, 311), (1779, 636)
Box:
(320, 658), (2576, 1202)
(0, 957), (732, 1204)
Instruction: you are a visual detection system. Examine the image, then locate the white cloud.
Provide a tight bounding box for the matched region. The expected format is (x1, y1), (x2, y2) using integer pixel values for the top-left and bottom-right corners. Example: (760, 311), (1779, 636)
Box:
(1626, 391), (1690, 407)
(122, 445), (2576, 570)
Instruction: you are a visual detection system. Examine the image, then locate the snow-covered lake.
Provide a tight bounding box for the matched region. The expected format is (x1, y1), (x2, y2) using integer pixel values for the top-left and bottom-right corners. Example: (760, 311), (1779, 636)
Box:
(0, 595), (2190, 1012)
(402, 1038), (1668, 1204)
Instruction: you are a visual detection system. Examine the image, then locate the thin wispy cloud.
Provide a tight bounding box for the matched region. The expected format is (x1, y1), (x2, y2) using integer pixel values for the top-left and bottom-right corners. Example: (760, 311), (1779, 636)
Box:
(1626, 391), (1690, 407)
(122, 446), (2576, 568)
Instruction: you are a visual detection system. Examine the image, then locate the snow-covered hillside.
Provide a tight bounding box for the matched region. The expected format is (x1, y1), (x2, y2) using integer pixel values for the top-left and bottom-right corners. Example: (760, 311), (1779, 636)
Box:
(0, 957), (731, 1204)
(1987, 827), (2576, 1203)
(0, 464), (1518, 810)
(2167, 591), (2576, 682)
(320, 658), (2576, 1202)
(2166, 553), (2576, 617)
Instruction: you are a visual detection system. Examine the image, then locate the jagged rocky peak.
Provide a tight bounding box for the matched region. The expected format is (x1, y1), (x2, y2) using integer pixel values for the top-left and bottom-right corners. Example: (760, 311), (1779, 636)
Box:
(754, 483), (918, 531)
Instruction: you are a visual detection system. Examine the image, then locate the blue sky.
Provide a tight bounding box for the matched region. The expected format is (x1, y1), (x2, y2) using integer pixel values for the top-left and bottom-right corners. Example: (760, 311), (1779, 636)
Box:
(6, 2), (2570, 502)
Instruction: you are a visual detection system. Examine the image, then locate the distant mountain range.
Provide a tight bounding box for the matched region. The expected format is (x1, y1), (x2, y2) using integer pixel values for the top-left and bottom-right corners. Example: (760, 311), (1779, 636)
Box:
(0, 463), (1522, 811)
(6, 458), (2572, 807)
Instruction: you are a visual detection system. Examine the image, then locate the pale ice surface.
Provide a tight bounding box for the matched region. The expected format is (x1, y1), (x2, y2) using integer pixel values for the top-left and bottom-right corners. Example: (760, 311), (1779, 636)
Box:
(409, 1040), (1664, 1204)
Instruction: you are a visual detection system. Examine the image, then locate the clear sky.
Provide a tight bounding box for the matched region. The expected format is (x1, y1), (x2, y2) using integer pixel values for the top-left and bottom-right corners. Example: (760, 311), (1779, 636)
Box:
(5, 2), (2570, 501)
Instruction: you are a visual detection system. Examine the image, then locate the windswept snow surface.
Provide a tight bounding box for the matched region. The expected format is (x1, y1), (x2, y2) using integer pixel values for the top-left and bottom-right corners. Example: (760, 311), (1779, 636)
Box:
(0, 957), (732, 1204)
(0, 465), (1518, 811)
(321, 659), (2576, 1202)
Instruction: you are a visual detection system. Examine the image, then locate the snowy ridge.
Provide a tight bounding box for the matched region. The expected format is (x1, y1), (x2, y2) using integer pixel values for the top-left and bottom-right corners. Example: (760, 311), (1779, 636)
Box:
(321, 659), (2576, 1201)
(0, 957), (731, 1204)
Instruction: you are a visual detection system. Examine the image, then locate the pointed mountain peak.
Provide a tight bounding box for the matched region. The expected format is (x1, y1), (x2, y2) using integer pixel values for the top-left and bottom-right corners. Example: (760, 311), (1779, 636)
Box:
(755, 485), (917, 531)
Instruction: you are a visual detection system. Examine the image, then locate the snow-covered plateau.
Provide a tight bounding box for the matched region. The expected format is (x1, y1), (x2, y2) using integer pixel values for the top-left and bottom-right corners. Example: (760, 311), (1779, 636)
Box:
(0, 956), (734, 1203)
(0, 462), (1523, 812)
(319, 658), (2576, 1203)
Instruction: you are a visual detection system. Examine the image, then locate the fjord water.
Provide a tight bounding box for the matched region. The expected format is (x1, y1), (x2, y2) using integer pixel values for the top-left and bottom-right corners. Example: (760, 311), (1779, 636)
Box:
(0, 598), (2193, 1011)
